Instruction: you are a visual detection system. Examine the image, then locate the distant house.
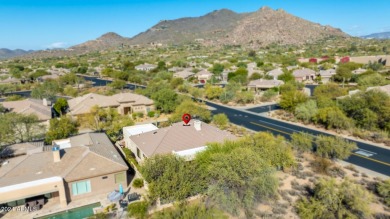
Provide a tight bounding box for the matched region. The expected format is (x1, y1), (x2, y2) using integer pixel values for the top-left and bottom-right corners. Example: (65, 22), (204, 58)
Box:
(352, 68), (367, 74)
(318, 69), (336, 83)
(293, 68), (316, 82)
(2, 99), (52, 122)
(247, 79), (284, 92)
(123, 124), (159, 150)
(195, 70), (213, 83)
(367, 84), (390, 96)
(267, 68), (284, 80)
(340, 56), (350, 63)
(0, 77), (20, 85)
(173, 68), (195, 80)
(168, 67), (183, 72)
(68, 92), (154, 116)
(127, 120), (237, 162)
(0, 133), (128, 208)
(135, 63), (157, 71)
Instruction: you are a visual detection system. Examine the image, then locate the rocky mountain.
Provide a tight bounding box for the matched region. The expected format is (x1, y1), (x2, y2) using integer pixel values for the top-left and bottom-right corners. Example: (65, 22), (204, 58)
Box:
(70, 32), (131, 51)
(362, 31), (390, 39)
(0, 48), (34, 59)
(130, 7), (348, 47)
(130, 9), (248, 45)
(20, 32), (132, 59)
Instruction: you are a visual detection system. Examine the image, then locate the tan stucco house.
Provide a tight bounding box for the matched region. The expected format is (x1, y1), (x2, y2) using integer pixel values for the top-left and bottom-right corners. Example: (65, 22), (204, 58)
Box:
(68, 92), (154, 116)
(0, 133), (128, 208)
(126, 120), (237, 162)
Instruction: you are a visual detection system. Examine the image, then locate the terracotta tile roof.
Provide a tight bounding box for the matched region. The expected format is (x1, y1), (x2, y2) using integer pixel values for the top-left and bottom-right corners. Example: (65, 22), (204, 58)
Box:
(112, 93), (153, 105)
(68, 93), (119, 115)
(267, 68), (283, 77)
(0, 133), (128, 186)
(2, 99), (52, 121)
(68, 93), (153, 115)
(130, 121), (237, 158)
(293, 68), (316, 77)
(248, 79), (284, 88)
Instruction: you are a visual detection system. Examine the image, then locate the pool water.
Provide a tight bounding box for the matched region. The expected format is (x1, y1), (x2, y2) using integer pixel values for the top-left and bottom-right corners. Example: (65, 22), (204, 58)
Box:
(36, 202), (101, 219)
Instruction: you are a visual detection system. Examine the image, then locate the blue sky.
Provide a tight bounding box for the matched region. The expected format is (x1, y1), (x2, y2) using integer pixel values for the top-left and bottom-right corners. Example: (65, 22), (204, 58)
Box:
(1, 0), (389, 50)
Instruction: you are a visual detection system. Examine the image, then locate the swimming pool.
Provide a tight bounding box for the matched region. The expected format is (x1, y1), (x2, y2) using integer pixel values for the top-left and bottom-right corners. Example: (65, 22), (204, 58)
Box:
(36, 202), (101, 219)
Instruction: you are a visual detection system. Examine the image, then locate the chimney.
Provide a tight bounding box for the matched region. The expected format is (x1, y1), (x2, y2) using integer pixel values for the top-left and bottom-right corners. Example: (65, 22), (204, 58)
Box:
(194, 120), (202, 131)
(52, 146), (61, 162)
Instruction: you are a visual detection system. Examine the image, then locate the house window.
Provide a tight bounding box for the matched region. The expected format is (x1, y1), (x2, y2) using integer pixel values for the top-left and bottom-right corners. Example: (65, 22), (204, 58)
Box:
(102, 176), (108, 179)
(72, 180), (91, 196)
(136, 148), (140, 158)
(115, 172), (125, 184)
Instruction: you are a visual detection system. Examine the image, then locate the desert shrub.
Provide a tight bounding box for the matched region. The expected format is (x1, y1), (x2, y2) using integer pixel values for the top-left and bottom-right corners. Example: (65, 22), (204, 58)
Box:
(272, 205), (287, 215)
(147, 111), (155, 118)
(296, 178), (373, 219)
(327, 166), (346, 178)
(133, 178), (144, 188)
(345, 165), (359, 173)
(377, 179), (390, 206)
(127, 201), (149, 219)
(311, 157), (332, 175)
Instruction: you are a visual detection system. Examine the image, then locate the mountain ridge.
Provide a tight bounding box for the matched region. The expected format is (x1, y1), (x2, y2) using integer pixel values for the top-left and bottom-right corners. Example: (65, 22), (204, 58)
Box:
(362, 31), (390, 39)
(0, 48), (34, 59)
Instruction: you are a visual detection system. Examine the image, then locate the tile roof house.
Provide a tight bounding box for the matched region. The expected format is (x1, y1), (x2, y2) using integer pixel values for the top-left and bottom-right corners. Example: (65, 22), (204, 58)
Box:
(68, 92), (154, 116)
(319, 69), (336, 83)
(195, 70), (213, 83)
(127, 120), (237, 162)
(293, 68), (316, 82)
(352, 68), (367, 74)
(173, 68), (195, 79)
(0, 133), (128, 208)
(1, 99), (52, 122)
(0, 77), (20, 84)
(247, 79), (284, 92)
(367, 84), (390, 96)
(135, 63), (157, 71)
(267, 68), (284, 80)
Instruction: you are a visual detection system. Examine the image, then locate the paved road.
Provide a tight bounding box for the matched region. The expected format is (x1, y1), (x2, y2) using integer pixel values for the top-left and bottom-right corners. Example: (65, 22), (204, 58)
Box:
(81, 76), (146, 89)
(205, 101), (390, 176)
(246, 104), (281, 113)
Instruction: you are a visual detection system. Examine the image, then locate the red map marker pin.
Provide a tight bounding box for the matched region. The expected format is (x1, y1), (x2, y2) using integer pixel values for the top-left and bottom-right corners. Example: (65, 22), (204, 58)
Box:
(182, 113), (191, 125)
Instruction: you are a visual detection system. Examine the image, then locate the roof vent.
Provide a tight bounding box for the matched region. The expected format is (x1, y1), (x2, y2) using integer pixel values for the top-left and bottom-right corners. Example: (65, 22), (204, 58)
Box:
(194, 120), (202, 131)
(36, 171), (42, 175)
(2, 160), (9, 166)
(90, 168), (96, 171)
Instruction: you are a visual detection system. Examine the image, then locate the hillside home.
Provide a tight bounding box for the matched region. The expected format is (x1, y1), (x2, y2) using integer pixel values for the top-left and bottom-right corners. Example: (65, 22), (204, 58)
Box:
(135, 63), (157, 71)
(267, 68), (284, 80)
(68, 93), (154, 116)
(195, 70), (213, 83)
(367, 84), (390, 96)
(0, 133), (128, 208)
(126, 121), (236, 162)
(318, 69), (336, 83)
(293, 68), (316, 82)
(1, 99), (52, 123)
(173, 68), (195, 80)
(247, 79), (284, 92)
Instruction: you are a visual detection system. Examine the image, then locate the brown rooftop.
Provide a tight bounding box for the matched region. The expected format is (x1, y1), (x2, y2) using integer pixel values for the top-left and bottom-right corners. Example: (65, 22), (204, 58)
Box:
(0, 133), (128, 187)
(130, 121), (237, 158)
(2, 99), (52, 121)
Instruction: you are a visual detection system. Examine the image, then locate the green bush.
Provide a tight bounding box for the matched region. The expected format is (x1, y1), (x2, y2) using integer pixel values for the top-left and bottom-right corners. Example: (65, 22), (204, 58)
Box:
(127, 201), (149, 219)
(377, 179), (390, 206)
(137, 112), (144, 118)
(133, 178), (144, 188)
(147, 111), (155, 118)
